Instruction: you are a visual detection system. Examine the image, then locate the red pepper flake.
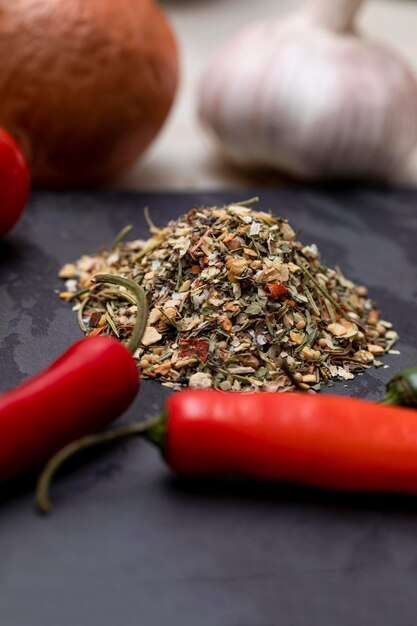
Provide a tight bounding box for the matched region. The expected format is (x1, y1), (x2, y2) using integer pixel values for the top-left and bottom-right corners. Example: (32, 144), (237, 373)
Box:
(191, 265), (201, 274)
(186, 208), (196, 223)
(179, 339), (209, 362)
(266, 282), (288, 299)
(367, 310), (379, 323)
(89, 311), (102, 328)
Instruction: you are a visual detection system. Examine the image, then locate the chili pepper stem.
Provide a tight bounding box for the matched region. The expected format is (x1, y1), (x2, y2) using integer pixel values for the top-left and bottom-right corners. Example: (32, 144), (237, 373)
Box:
(381, 381), (414, 406)
(92, 274), (148, 354)
(144, 412), (168, 451)
(380, 389), (399, 405)
(381, 366), (417, 407)
(35, 413), (166, 515)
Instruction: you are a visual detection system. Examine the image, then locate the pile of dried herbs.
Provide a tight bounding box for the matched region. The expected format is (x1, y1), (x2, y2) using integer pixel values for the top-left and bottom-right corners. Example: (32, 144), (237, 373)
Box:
(59, 199), (398, 392)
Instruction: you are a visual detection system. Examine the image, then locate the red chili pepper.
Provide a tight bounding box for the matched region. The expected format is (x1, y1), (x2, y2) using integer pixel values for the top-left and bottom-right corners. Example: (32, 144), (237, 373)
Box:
(0, 129), (30, 237)
(0, 273), (147, 484)
(36, 366), (417, 513)
(265, 282), (287, 299)
(0, 336), (139, 482)
(155, 391), (417, 492)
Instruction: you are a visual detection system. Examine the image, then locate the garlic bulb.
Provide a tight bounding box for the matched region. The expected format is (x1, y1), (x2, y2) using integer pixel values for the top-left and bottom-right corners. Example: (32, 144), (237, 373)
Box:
(199, 0), (417, 183)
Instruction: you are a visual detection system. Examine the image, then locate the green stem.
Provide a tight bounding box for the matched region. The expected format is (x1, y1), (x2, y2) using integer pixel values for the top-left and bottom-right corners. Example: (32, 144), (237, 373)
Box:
(298, 262), (351, 322)
(144, 206), (160, 235)
(35, 414), (166, 515)
(381, 366), (417, 407)
(93, 274), (148, 354)
(236, 197), (260, 207)
(111, 224), (133, 251)
(380, 389), (399, 405)
(76, 296), (90, 333)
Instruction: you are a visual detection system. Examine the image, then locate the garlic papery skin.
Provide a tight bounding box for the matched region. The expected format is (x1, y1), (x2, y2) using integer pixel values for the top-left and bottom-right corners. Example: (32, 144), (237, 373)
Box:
(198, 0), (417, 183)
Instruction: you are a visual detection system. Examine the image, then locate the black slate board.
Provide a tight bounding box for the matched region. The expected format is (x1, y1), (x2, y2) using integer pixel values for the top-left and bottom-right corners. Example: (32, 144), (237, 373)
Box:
(1, 189), (417, 626)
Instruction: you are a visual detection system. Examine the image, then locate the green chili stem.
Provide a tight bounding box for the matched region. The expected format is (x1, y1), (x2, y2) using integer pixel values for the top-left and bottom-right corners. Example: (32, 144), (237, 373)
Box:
(92, 274), (148, 354)
(111, 225), (133, 252)
(380, 389), (399, 405)
(380, 366), (417, 407)
(35, 415), (165, 515)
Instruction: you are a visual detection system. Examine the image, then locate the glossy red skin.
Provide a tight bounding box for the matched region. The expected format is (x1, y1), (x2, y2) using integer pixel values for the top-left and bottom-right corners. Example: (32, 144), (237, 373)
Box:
(0, 129), (30, 237)
(165, 390), (417, 494)
(0, 336), (139, 482)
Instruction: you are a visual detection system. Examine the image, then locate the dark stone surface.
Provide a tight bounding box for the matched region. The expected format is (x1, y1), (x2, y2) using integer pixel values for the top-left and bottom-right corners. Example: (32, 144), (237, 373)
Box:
(1, 188), (417, 626)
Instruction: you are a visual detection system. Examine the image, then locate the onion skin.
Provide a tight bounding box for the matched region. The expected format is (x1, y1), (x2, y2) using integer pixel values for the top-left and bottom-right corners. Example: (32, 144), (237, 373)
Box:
(0, 0), (179, 186)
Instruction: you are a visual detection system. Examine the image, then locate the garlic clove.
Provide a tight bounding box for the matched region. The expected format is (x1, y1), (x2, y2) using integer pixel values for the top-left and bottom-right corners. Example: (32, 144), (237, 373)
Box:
(198, 0), (417, 183)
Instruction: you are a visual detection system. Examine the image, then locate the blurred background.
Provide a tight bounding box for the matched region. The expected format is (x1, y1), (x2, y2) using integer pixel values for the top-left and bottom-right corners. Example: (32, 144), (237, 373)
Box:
(0, 0), (416, 195)
(118, 0), (417, 190)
